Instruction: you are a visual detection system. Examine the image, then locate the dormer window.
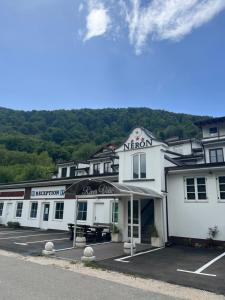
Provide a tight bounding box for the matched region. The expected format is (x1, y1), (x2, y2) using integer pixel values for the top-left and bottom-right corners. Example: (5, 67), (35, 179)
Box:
(93, 163), (100, 175)
(209, 127), (218, 135)
(133, 153), (146, 179)
(70, 166), (76, 177)
(61, 167), (67, 178)
(104, 162), (111, 174)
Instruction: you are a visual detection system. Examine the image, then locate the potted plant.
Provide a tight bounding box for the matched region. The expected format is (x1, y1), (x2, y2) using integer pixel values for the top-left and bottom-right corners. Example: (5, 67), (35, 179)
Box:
(75, 230), (86, 248)
(150, 225), (163, 247)
(123, 239), (136, 254)
(207, 225), (219, 248)
(111, 224), (121, 242)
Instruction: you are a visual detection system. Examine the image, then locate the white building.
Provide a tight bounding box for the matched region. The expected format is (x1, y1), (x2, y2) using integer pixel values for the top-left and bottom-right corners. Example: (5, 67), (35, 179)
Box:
(0, 117), (225, 246)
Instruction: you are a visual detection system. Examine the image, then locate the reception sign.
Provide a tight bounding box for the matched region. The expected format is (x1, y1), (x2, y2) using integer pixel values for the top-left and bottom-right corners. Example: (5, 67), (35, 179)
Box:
(31, 186), (65, 199)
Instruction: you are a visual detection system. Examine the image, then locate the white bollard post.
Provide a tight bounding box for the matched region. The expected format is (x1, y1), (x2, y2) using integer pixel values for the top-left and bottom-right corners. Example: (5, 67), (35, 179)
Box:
(42, 242), (55, 256)
(81, 246), (96, 262)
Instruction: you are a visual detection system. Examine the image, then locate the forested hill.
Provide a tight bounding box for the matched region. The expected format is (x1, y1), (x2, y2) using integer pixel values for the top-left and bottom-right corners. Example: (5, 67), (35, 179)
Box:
(0, 107), (208, 183)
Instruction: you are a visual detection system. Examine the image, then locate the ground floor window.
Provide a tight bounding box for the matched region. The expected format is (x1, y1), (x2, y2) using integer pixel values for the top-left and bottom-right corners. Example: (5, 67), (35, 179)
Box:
(55, 202), (64, 220)
(218, 176), (225, 200)
(0, 202), (4, 216)
(185, 177), (207, 201)
(30, 202), (38, 219)
(77, 201), (87, 221)
(111, 201), (119, 223)
(16, 202), (23, 218)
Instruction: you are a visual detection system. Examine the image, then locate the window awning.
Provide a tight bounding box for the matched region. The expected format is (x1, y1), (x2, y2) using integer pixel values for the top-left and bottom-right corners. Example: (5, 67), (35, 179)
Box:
(72, 179), (162, 199)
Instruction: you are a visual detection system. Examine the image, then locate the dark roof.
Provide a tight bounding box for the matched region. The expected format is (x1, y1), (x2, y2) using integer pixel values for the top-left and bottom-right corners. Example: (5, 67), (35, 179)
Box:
(195, 116), (225, 127)
(0, 173), (119, 189)
(166, 162), (225, 172)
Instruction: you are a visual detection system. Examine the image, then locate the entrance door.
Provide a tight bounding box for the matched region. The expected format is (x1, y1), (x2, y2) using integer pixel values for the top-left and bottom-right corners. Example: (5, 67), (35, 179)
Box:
(128, 199), (140, 243)
(141, 199), (154, 243)
(40, 203), (50, 229)
(94, 203), (105, 224)
(5, 203), (13, 224)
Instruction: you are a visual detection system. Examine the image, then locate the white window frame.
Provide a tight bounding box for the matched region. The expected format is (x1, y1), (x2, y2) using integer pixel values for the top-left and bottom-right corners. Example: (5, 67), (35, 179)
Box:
(216, 176), (225, 202)
(29, 202), (38, 219)
(111, 201), (119, 224)
(15, 201), (23, 218)
(54, 201), (64, 221)
(0, 202), (4, 217)
(132, 152), (146, 180)
(184, 177), (208, 203)
(77, 201), (87, 222)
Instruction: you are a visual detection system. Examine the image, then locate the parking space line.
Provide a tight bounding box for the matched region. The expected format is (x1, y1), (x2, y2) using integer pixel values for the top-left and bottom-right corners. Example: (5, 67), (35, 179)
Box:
(13, 237), (69, 246)
(115, 247), (164, 263)
(54, 242), (111, 252)
(14, 242), (28, 246)
(177, 251), (225, 277)
(0, 232), (66, 240)
(55, 247), (74, 252)
(0, 230), (40, 235)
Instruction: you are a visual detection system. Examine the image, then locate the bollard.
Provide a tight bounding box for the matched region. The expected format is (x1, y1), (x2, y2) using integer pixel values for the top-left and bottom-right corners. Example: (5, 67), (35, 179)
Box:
(81, 246), (96, 262)
(42, 241), (55, 256)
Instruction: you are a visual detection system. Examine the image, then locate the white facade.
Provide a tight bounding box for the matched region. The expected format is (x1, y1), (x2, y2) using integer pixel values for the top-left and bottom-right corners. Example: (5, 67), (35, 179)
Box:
(1, 117), (225, 245)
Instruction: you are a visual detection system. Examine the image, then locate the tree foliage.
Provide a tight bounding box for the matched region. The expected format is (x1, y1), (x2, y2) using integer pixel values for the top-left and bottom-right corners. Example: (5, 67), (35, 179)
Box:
(0, 107), (208, 183)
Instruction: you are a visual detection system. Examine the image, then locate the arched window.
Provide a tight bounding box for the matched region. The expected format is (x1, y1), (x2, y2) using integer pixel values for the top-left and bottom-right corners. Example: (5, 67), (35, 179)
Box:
(132, 153), (146, 179)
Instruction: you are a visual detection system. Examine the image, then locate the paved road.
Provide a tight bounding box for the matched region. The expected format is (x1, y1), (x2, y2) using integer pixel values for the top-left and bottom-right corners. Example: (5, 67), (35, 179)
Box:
(0, 255), (178, 300)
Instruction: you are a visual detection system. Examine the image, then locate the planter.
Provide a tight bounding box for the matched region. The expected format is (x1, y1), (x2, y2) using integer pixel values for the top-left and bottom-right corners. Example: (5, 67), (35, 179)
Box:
(123, 242), (136, 255)
(111, 233), (122, 242)
(151, 237), (163, 248)
(75, 236), (86, 248)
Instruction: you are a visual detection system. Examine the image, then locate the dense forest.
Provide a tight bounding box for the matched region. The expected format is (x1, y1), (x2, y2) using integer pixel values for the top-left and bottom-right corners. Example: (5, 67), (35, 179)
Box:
(0, 107), (208, 183)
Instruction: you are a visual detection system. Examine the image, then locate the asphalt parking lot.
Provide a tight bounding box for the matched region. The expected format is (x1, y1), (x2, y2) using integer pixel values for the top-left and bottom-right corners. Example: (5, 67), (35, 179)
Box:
(97, 245), (225, 296)
(1, 227), (225, 296)
(0, 227), (72, 255)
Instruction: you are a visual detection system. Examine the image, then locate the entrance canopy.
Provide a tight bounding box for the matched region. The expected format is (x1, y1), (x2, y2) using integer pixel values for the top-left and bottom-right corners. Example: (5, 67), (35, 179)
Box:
(73, 179), (162, 199)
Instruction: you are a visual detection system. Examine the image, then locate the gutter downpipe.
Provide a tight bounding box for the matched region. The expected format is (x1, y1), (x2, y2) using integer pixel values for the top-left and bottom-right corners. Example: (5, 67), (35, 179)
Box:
(73, 196), (78, 248)
(164, 170), (169, 242)
(130, 193), (134, 257)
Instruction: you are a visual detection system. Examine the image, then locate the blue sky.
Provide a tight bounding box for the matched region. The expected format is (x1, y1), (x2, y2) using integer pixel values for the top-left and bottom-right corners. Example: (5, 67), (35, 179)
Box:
(0, 0), (225, 116)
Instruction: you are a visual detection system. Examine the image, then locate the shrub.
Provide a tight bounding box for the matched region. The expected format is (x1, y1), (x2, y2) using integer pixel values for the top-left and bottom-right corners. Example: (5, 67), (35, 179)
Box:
(7, 221), (21, 228)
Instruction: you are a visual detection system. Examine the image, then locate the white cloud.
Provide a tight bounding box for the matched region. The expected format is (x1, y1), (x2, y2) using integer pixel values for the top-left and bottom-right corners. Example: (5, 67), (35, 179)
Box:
(80, 0), (225, 54)
(126, 0), (225, 54)
(84, 1), (111, 41)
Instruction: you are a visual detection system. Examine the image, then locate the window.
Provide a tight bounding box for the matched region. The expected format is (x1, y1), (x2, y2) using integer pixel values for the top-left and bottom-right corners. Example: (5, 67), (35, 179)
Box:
(111, 202), (119, 223)
(185, 177), (207, 201)
(0, 202), (4, 216)
(209, 127), (218, 135)
(77, 202), (87, 221)
(30, 202), (38, 218)
(218, 176), (225, 200)
(93, 163), (100, 175)
(61, 167), (67, 178)
(209, 149), (224, 163)
(16, 202), (23, 218)
(70, 166), (76, 177)
(104, 162), (111, 173)
(55, 202), (64, 220)
(133, 153), (146, 179)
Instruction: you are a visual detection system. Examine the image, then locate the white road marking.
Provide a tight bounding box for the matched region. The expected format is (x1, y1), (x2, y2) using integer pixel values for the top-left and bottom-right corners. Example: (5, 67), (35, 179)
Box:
(55, 247), (74, 252)
(115, 247), (164, 263)
(177, 251), (225, 277)
(14, 242), (28, 246)
(54, 242), (111, 252)
(0, 230), (40, 235)
(0, 232), (66, 240)
(24, 237), (69, 244)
